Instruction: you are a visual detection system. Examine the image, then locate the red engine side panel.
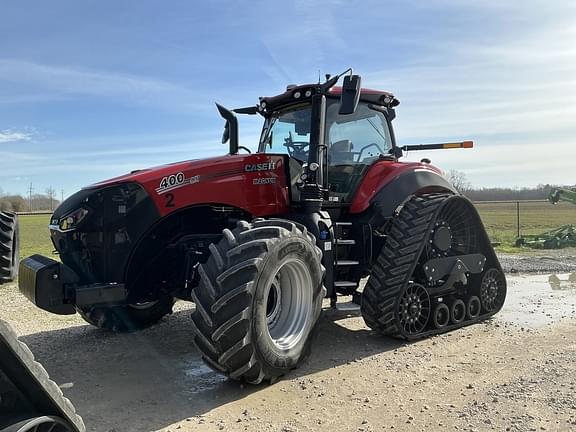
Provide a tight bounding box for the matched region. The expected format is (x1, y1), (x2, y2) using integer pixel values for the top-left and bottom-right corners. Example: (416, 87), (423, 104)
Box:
(88, 154), (290, 217)
(349, 160), (444, 214)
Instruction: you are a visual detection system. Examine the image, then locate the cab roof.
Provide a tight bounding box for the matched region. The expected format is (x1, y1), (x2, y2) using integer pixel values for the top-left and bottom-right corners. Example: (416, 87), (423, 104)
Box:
(258, 83), (399, 114)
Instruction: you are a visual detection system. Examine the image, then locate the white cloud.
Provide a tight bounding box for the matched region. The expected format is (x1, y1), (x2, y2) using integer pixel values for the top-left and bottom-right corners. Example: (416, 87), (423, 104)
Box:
(0, 130), (33, 144)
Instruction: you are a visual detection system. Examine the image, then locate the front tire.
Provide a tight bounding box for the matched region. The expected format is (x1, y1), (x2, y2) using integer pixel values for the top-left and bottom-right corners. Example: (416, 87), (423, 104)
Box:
(191, 219), (325, 384)
(0, 211), (19, 284)
(77, 295), (175, 332)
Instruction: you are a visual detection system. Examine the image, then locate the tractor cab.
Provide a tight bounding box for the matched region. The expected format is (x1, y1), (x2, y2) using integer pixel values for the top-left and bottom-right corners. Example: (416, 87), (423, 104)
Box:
(258, 96), (396, 205)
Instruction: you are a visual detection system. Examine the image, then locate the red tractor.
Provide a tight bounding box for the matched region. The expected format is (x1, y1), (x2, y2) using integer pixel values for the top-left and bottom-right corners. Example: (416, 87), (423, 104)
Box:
(19, 70), (506, 384)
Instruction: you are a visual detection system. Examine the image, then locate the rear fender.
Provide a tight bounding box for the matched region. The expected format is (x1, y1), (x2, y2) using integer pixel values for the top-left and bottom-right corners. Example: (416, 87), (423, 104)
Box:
(369, 169), (456, 218)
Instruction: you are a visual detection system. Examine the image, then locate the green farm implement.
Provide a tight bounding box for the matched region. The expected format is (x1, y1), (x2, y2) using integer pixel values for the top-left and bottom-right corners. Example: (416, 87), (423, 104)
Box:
(515, 188), (576, 249)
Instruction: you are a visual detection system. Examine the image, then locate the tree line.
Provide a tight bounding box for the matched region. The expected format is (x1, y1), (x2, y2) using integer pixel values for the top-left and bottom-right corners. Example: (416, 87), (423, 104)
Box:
(446, 170), (574, 201)
(0, 188), (60, 212)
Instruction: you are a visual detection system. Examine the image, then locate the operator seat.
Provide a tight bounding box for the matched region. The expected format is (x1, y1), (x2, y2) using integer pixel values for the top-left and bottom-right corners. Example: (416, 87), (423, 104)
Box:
(328, 140), (356, 196)
(329, 140), (354, 164)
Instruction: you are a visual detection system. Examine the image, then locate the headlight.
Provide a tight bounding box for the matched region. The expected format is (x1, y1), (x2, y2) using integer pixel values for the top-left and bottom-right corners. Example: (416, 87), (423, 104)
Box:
(59, 207), (90, 231)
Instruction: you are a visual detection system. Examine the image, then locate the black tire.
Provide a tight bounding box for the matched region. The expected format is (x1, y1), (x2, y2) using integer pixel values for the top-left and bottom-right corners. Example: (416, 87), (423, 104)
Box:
(77, 295), (175, 332)
(0, 211), (19, 284)
(361, 193), (450, 337)
(191, 219), (325, 384)
(0, 319), (85, 432)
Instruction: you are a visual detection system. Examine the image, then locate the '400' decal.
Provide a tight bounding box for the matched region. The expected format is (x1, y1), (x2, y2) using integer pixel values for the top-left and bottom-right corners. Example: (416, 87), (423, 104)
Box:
(155, 172), (200, 194)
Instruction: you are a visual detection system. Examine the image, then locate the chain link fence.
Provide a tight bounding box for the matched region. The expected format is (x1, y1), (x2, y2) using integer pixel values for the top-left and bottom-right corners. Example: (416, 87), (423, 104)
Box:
(474, 200), (576, 247)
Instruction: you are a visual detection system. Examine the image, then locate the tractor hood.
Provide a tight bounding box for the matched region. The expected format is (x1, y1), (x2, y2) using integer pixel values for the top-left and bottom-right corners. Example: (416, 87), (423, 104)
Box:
(81, 153), (291, 218)
(86, 155), (232, 189)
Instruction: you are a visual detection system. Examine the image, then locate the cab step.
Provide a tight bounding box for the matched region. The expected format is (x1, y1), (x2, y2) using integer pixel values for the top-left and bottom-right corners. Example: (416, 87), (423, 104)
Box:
(334, 280), (358, 288)
(335, 260), (359, 266)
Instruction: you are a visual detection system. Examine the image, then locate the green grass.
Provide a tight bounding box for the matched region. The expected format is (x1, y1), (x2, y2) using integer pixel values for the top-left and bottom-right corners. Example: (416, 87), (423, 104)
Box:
(18, 214), (55, 260)
(15, 202), (576, 260)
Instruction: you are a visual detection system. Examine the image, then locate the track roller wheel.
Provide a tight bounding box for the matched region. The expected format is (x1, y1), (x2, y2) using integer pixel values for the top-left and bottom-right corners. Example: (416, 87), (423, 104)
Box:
(466, 296), (481, 319)
(191, 219), (325, 384)
(432, 303), (450, 329)
(450, 299), (466, 324)
(480, 268), (507, 313)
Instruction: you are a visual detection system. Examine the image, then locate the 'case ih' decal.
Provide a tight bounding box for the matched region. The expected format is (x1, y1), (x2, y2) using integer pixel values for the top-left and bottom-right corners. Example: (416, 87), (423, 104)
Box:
(156, 172), (200, 194)
(244, 161), (276, 172)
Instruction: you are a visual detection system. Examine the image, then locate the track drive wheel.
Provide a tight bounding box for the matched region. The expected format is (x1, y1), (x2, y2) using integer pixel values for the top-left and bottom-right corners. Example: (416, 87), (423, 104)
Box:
(0, 211), (19, 284)
(77, 295), (175, 332)
(191, 219), (325, 384)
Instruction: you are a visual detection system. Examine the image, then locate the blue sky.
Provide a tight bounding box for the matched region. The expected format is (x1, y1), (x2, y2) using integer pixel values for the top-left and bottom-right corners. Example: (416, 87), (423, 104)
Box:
(1, 0), (575, 197)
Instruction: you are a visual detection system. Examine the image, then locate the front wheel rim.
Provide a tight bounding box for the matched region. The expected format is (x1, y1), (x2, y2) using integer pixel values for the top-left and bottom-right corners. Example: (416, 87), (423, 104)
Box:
(264, 258), (313, 351)
(128, 300), (159, 310)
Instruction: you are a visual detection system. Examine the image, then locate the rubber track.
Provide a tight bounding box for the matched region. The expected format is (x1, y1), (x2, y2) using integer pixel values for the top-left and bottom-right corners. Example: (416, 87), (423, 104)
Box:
(361, 193), (505, 340)
(0, 211), (17, 284)
(0, 319), (85, 432)
(191, 219), (325, 384)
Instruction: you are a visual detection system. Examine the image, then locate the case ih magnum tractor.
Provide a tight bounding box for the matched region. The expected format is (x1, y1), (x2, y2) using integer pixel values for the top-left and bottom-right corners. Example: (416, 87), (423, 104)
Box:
(18, 70), (506, 384)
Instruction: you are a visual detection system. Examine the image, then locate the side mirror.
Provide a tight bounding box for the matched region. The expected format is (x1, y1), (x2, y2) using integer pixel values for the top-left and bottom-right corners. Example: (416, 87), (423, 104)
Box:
(222, 121), (230, 144)
(216, 103), (239, 154)
(339, 74), (361, 115)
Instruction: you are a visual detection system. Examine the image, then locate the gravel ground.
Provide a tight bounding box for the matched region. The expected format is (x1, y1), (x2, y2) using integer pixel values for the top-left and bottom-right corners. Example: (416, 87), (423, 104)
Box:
(498, 248), (576, 274)
(1, 259), (575, 432)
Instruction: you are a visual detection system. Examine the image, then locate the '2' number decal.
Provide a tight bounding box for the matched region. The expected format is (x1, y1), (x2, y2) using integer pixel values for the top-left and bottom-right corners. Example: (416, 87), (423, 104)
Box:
(165, 193), (175, 208)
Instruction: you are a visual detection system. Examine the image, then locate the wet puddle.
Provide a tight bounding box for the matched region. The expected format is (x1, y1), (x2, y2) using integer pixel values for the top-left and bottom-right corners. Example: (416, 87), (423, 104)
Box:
(180, 359), (228, 394)
(498, 273), (576, 328)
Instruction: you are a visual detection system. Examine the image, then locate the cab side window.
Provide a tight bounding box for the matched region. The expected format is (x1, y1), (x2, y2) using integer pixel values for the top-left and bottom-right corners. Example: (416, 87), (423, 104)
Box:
(326, 103), (392, 165)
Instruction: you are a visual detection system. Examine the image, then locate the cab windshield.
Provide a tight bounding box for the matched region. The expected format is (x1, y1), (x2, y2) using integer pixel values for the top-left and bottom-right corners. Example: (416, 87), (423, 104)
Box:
(261, 100), (393, 201)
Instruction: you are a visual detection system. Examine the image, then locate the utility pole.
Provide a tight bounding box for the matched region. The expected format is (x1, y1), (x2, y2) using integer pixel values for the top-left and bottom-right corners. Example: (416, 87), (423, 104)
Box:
(28, 183), (33, 213)
(61, 189), (64, 204)
(45, 187), (56, 211)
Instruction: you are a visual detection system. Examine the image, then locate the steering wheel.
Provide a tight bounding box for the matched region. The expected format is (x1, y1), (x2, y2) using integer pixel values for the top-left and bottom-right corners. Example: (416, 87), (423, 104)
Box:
(284, 133), (309, 161)
(285, 141), (309, 156)
(356, 143), (384, 162)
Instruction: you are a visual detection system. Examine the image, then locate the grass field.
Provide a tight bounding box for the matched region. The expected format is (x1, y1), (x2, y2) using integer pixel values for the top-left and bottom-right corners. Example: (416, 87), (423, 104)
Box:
(15, 201), (576, 259)
(18, 214), (54, 260)
(475, 201), (576, 251)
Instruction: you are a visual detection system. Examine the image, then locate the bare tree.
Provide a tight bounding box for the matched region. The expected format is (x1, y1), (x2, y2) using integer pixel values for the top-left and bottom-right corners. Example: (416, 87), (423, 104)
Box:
(45, 187), (56, 211)
(446, 169), (472, 193)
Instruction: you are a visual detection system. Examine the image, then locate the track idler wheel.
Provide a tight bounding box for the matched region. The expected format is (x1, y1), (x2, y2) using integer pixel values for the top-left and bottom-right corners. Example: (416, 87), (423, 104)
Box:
(480, 268), (507, 313)
(467, 296), (481, 319)
(397, 283), (431, 335)
(432, 303), (450, 329)
(450, 299), (466, 324)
